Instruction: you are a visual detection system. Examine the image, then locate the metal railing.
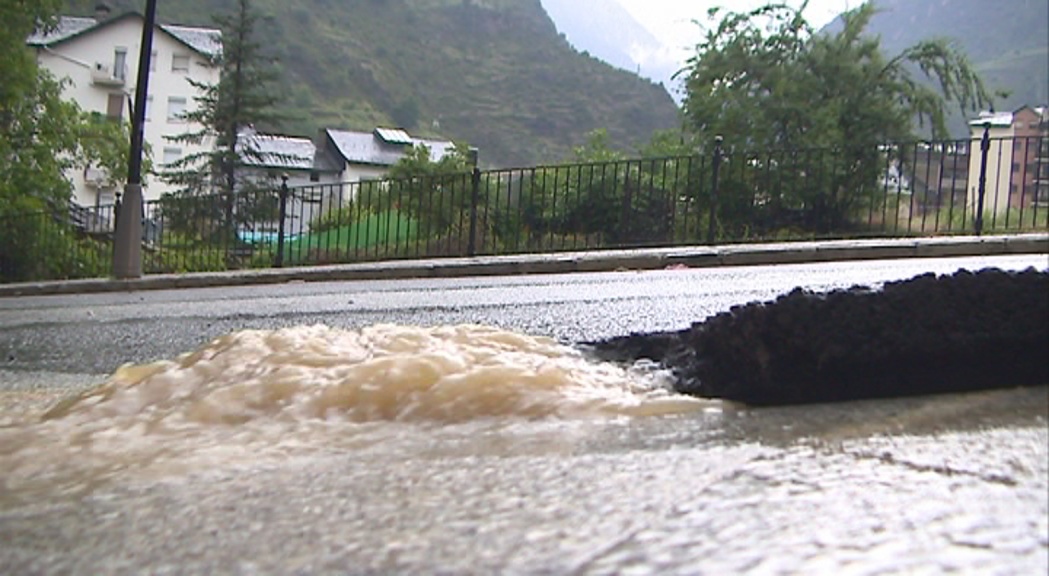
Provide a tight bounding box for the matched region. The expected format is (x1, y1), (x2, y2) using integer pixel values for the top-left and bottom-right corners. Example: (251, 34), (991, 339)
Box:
(2, 133), (1046, 283)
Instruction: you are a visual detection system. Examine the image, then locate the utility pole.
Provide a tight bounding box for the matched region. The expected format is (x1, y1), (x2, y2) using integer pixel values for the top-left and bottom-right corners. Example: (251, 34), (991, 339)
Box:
(112, 0), (157, 279)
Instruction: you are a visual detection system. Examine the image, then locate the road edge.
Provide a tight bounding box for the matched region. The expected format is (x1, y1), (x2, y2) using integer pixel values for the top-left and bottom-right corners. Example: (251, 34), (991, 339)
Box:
(2, 234), (1046, 297)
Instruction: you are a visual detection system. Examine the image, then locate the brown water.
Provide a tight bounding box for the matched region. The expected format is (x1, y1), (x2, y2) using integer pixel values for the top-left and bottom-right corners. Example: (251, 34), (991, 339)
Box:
(1, 323), (1046, 574)
(0, 325), (706, 499)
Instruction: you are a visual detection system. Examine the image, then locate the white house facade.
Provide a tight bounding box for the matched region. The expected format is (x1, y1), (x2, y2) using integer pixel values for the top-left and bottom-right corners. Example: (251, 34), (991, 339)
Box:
(27, 10), (221, 207)
(967, 111), (1016, 216)
(967, 106), (1049, 215)
(230, 126), (470, 237)
(318, 127), (461, 187)
(237, 128), (341, 237)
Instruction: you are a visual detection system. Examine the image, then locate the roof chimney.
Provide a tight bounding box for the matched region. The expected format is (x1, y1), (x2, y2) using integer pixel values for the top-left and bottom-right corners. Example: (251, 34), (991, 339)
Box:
(94, 2), (112, 21)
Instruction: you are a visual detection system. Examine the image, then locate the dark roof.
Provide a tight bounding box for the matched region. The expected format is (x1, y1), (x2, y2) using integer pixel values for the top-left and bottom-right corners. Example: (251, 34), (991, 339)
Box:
(27, 13), (221, 58)
(239, 131), (316, 171)
(325, 128), (456, 167)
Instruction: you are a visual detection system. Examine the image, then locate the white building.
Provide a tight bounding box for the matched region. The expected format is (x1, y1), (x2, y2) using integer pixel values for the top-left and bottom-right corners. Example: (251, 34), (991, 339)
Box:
(317, 127), (461, 185)
(237, 127), (340, 237)
(27, 9), (221, 208)
(967, 106), (1049, 215)
(231, 126), (470, 237)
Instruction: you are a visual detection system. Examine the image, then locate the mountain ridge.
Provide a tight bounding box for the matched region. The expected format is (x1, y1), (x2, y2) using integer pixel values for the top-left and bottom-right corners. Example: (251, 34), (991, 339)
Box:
(61, 0), (682, 167)
(821, 0), (1048, 134)
(538, 0), (681, 96)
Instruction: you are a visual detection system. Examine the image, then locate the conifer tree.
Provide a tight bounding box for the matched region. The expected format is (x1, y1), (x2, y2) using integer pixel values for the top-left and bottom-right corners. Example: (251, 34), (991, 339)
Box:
(161, 0), (286, 241)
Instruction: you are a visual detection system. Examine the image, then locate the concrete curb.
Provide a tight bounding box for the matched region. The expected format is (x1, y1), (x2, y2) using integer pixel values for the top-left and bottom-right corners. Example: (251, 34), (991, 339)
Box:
(1, 234), (1046, 298)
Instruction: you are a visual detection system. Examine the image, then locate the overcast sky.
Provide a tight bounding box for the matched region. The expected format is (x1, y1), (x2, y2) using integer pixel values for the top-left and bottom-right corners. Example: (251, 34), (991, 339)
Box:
(614, 0), (856, 91)
(616, 0), (856, 46)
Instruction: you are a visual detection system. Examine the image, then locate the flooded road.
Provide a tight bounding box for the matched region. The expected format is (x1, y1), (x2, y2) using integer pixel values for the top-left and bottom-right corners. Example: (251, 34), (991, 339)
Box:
(1, 255), (1047, 574)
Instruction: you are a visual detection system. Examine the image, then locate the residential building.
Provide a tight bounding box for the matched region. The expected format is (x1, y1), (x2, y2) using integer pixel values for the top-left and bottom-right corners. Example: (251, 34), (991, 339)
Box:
(967, 106), (1049, 214)
(27, 7), (221, 207)
(237, 127), (341, 237)
(316, 127), (462, 185)
(238, 127), (339, 189)
(233, 126), (471, 237)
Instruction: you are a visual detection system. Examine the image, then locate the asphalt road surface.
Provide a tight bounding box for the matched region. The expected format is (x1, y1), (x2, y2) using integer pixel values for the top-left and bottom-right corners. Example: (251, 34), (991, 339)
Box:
(0, 254), (1046, 574)
(2, 253), (1046, 380)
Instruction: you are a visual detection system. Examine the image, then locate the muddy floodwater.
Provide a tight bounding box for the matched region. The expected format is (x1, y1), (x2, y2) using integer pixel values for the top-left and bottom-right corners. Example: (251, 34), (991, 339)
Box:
(1, 256), (1047, 574)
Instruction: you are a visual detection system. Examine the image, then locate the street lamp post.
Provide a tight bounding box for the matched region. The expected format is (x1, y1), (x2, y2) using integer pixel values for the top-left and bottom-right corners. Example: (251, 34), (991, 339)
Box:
(112, 0), (158, 279)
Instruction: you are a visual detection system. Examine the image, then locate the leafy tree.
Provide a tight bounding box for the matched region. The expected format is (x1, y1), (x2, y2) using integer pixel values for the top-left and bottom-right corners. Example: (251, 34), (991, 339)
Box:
(1, 0), (140, 281)
(678, 1), (992, 234)
(375, 141), (477, 238)
(1, 0), (136, 211)
(516, 129), (700, 247)
(161, 0), (285, 243)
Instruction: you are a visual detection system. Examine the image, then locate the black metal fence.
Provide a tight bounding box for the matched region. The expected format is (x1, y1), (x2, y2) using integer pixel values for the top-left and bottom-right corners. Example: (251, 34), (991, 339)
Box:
(3, 133), (1047, 283)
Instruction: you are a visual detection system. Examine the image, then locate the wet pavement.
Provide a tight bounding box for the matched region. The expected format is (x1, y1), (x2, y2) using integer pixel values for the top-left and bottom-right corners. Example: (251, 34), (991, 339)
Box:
(0, 254), (1046, 574)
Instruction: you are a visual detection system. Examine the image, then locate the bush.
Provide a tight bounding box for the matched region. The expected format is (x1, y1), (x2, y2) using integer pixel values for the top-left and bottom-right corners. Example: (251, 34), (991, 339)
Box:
(0, 205), (110, 283)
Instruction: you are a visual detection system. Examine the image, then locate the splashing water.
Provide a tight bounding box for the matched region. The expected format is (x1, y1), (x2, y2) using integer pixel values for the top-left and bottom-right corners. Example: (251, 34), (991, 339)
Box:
(46, 323), (704, 423)
(0, 324), (709, 496)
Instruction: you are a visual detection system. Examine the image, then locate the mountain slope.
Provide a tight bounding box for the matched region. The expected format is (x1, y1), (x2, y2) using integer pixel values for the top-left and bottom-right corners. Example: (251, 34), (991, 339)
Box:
(538, 0), (680, 95)
(824, 0), (1048, 134)
(61, 0), (681, 167)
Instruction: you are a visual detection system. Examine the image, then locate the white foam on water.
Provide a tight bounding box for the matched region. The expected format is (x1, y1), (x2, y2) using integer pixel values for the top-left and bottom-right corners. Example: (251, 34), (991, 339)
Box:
(0, 324), (710, 497)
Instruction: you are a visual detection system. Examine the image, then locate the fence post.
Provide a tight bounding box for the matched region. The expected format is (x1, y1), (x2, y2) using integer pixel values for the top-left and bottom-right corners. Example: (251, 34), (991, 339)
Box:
(975, 123), (990, 236)
(467, 167), (481, 256)
(274, 174), (289, 268)
(113, 192), (122, 231)
(707, 135), (724, 244)
(111, 192), (122, 260)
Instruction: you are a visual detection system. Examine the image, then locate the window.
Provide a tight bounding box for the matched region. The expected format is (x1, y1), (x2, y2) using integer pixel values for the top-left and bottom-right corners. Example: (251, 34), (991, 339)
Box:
(144, 96), (153, 122)
(172, 53), (190, 73)
(167, 97), (186, 122)
(106, 93), (124, 121)
(149, 50), (157, 72)
(163, 147), (182, 166)
(113, 48), (127, 80)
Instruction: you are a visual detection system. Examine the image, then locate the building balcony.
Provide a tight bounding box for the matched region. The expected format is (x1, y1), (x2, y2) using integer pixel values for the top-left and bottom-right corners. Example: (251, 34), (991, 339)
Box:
(84, 166), (114, 188)
(90, 63), (126, 87)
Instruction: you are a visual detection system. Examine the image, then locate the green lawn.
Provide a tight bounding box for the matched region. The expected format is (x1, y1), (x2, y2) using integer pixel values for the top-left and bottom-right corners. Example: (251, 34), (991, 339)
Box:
(283, 210), (418, 263)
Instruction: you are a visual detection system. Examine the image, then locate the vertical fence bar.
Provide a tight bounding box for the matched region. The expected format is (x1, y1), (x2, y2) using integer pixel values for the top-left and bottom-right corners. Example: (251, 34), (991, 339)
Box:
(467, 167), (481, 256)
(899, 142), (916, 234)
(331, 183), (342, 262)
(991, 135), (1005, 230)
(274, 175), (288, 268)
(1035, 136), (1047, 227)
(931, 145), (945, 232)
(685, 155), (697, 242)
(617, 161), (631, 246)
(112, 193), (123, 262)
(707, 136), (723, 244)
(975, 124), (991, 236)
(946, 141), (962, 232)
(919, 144), (933, 233)
(1017, 136), (1029, 230)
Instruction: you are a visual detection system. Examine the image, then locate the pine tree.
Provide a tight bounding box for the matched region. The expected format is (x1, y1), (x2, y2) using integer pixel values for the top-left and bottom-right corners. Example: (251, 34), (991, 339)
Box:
(161, 0), (286, 242)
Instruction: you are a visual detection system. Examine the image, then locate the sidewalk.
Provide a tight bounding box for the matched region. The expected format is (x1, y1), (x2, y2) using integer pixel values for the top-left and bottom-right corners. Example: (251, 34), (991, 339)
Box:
(1, 233), (1046, 297)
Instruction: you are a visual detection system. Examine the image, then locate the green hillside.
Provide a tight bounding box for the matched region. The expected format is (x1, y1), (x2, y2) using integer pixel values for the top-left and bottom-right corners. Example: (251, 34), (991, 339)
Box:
(63, 0), (681, 167)
(824, 0), (1048, 135)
